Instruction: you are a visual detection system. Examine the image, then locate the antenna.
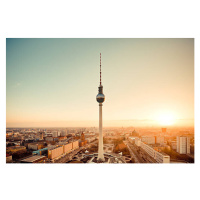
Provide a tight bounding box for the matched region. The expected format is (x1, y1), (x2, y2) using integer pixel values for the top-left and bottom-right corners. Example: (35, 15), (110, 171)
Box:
(100, 53), (101, 85)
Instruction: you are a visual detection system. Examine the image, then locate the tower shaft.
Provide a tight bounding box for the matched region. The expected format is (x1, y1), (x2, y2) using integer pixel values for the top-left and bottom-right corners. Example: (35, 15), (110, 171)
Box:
(96, 53), (105, 162)
(98, 103), (104, 161)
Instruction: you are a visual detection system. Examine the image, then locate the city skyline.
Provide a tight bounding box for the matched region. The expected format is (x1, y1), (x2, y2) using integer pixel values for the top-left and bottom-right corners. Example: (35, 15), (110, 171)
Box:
(6, 38), (194, 127)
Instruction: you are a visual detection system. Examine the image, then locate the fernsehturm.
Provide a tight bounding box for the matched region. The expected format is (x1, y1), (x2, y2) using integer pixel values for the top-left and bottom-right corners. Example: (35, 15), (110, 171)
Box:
(96, 53), (105, 161)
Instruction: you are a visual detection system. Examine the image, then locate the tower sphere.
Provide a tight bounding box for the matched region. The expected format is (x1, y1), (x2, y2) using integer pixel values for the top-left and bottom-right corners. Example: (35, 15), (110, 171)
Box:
(96, 93), (105, 103)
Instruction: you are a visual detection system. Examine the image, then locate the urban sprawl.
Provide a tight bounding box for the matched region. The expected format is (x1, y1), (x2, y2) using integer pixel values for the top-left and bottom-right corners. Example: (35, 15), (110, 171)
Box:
(6, 126), (194, 164)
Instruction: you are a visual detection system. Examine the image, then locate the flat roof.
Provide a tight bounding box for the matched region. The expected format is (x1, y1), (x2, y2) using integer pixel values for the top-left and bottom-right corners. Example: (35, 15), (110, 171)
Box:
(21, 155), (46, 163)
(7, 146), (26, 149)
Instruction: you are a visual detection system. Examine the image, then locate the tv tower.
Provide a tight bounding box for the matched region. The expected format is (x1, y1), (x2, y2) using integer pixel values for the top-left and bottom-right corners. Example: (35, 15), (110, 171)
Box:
(96, 53), (105, 161)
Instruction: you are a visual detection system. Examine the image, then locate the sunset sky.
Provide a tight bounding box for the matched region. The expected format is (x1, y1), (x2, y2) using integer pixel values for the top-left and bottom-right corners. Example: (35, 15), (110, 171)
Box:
(6, 38), (194, 127)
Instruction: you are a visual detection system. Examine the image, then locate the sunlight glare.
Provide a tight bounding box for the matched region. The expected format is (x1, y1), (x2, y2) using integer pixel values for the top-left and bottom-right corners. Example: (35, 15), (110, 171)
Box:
(157, 113), (176, 126)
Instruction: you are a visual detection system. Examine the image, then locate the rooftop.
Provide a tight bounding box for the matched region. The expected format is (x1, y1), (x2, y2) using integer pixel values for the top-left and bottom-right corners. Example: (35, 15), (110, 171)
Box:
(20, 155), (46, 163)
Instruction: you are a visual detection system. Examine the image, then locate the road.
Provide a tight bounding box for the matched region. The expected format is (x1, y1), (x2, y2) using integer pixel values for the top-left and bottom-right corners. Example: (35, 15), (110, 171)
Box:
(137, 145), (157, 163)
(124, 141), (145, 163)
(124, 140), (157, 163)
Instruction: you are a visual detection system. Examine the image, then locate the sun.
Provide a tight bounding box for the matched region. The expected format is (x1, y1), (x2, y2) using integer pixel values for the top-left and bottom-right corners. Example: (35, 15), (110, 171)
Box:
(156, 113), (176, 126)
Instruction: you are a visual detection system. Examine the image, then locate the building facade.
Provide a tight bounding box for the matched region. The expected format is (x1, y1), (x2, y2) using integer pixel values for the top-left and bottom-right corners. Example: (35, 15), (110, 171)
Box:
(141, 136), (155, 144)
(177, 136), (190, 154)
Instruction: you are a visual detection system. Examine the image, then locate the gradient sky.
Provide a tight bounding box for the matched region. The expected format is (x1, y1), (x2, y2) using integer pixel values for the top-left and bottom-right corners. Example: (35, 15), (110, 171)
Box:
(6, 38), (194, 127)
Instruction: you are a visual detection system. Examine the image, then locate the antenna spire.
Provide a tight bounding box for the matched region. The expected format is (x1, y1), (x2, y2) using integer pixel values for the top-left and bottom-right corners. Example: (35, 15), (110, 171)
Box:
(100, 53), (101, 85)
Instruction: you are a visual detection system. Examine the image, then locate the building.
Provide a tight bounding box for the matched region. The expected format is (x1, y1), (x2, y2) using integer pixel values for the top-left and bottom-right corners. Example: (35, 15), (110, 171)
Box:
(20, 155), (46, 163)
(48, 146), (63, 160)
(61, 130), (67, 137)
(156, 136), (165, 144)
(134, 138), (170, 163)
(46, 140), (79, 161)
(96, 53), (105, 162)
(58, 136), (67, 140)
(86, 137), (96, 143)
(72, 141), (79, 149)
(28, 143), (44, 150)
(154, 151), (170, 163)
(32, 148), (48, 155)
(135, 137), (141, 146)
(6, 146), (26, 154)
(141, 136), (155, 144)
(39, 132), (44, 140)
(45, 137), (54, 142)
(6, 154), (12, 163)
(63, 143), (72, 154)
(128, 137), (137, 144)
(140, 141), (170, 163)
(6, 130), (13, 135)
(52, 131), (58, 137)
(81, 133), (85, 141)
(162, 128), (167, 133)
(171, 140), (177, 150)
(177, 136), (190, 154)
(130, 129), (139, 137)
(79, 133), (88, 147)
(58, 131), (61, 136)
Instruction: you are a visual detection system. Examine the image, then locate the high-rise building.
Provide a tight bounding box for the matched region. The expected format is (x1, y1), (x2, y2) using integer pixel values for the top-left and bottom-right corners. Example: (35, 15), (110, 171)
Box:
(61, 130), (67, 137)
(96, 53), (105, 162)
(177, 136), (190, 154)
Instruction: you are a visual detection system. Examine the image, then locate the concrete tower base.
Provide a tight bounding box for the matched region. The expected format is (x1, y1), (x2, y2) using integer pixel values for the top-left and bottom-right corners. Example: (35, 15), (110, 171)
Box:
(98, 103), (105, 161)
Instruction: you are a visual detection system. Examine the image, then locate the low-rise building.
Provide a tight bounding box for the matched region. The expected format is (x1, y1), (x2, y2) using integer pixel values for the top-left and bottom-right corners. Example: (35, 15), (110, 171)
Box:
(141, 136), (155, 144)
(6, 154), (12, 163)
(156, 136), (165, 144)
(28, 143), (44, 150)
(48, 146), (63, 160)
(52, 131), (58, 137)
(20, 155), (46, 163)
(45, 137), (54, 142)
(140, 140), (170, 163)
(171, 140), (177, 150)
(86, 137), (96, 143)
(6, 146), (26, 154)
(128, 137), (140, 144)
(32, 148), (48, 155)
